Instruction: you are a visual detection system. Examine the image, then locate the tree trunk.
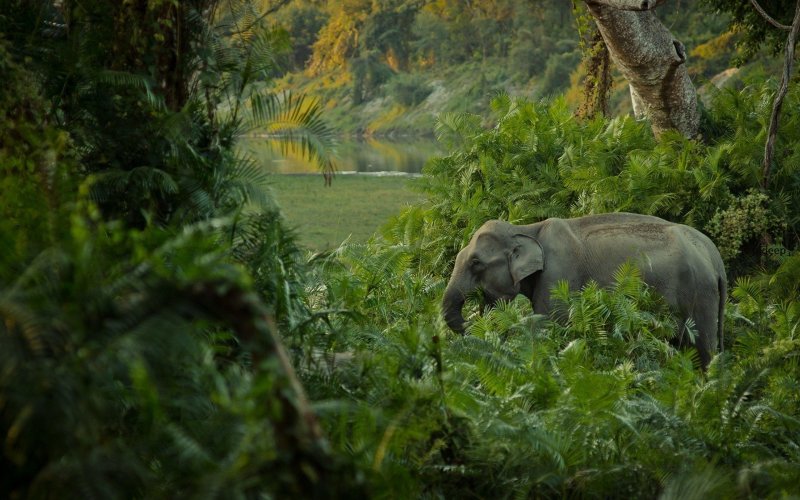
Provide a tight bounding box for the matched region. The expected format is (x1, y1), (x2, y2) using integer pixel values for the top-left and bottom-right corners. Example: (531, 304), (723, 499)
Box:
(584, 0), (699, 138)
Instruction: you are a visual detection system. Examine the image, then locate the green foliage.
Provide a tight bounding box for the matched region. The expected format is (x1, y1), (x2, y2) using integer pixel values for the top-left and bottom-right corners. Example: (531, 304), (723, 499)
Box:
(700, 0), (798, 62)
(276, 1), (329, 69)
(285, 87), (800, 496)
(0, 57), (334, 498)
(285, 0), (750, 137)
(1, 2), (343, 497)
(0, 200), (349, 497)
(410, 9), (452, 66)
(386, 73), (433, 106)
(308, 233), (800, 497)
(706, 190), (786, 261)
(350, 50), (394, 105)
(539, 48), (581, 97)
(0, 40), (72, 259)
(298, 0), (587, 133)
(1, 0), (335, 227)
(549, 263), (679, 371)
(5, 1), (800, 497)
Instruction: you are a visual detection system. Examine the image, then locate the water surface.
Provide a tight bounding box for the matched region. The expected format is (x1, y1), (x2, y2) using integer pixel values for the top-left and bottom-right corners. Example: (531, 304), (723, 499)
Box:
(241, 136), (442, 175)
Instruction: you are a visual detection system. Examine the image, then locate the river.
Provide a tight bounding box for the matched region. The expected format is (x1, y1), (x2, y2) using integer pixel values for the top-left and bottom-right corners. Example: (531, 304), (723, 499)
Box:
(240, 136), (442, 175)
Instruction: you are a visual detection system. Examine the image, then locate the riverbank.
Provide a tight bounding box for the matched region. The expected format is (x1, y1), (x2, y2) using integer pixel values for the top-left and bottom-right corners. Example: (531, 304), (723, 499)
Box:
(270, 174), (424, 251)
(277, 61), (531, 137)
(276, 45), (774, 138)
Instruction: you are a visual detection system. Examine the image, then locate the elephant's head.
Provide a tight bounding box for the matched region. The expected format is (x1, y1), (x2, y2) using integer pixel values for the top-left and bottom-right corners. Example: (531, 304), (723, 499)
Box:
(442, 220), (544, 333)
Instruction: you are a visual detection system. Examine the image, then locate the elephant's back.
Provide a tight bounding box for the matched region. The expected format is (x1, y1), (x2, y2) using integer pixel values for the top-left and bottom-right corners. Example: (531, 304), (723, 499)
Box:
(544, 213), (726, 280)
(568, 212), (671, 227)
(564, 212), (675, 243)
(669, 223), (726, 280)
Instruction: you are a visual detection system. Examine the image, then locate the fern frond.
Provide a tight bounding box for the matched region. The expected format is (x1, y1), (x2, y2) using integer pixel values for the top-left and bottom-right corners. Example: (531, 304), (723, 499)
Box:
(434, 112), (482, 148)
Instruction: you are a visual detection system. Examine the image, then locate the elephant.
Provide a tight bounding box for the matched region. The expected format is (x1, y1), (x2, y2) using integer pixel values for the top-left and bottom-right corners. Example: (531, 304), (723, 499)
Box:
(442, 213), (727, 368)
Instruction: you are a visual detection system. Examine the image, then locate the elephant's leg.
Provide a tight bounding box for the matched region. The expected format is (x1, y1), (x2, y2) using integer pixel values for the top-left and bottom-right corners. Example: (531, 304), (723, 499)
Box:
(522, 275), (551, 316)
(691, 302), (719, 370)
(532, 295), (550, 316)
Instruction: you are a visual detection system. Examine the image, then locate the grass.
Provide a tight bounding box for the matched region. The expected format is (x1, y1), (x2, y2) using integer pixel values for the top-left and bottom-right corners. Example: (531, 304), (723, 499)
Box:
(268, 174), (424, 251)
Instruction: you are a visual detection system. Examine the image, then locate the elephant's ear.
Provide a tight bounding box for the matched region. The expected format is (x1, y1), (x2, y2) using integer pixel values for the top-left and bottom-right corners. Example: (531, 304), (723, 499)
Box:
(509, 234), (544, 285)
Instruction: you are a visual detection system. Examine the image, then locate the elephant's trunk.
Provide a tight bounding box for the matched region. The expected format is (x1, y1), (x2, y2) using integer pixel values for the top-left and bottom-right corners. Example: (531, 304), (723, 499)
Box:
(442, 287), (467, 333)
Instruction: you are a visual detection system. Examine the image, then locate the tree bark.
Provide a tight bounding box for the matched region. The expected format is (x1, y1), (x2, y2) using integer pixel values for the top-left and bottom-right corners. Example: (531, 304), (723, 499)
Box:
(584, 0), (699, 138)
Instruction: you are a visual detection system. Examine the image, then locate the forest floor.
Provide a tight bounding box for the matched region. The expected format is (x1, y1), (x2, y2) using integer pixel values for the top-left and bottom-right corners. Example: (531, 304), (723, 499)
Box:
(269, 174), (424, 251)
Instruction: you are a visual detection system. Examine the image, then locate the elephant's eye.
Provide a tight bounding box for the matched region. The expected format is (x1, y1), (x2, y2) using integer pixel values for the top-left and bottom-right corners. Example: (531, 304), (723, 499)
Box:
(470, 258), (483, 269)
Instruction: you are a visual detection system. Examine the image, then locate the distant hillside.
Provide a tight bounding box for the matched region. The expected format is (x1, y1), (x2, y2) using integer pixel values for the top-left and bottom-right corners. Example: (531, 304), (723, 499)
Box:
(270, 1), (780, 137)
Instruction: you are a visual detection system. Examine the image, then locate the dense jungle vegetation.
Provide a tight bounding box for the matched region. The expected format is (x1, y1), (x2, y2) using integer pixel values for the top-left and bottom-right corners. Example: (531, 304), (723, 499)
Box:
(2, 0), (800, 498)
(271, 0), (780, 135)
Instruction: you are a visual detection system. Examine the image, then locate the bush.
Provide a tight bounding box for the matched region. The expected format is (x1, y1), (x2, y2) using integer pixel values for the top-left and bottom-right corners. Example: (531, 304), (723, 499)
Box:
(386, 73), (434, 107)
(705, 190), (786, 261)
(509, 36), (554, 81)
(538, 49), (581, 96)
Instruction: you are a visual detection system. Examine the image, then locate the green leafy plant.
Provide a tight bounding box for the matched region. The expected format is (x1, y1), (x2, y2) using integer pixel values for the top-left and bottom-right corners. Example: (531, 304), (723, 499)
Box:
(387, 73), (433, 106)
(705, 190), (786, 261)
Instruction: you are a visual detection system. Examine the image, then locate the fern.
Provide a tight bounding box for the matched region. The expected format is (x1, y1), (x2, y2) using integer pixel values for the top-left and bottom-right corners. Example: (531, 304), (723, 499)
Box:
(433, 112), (482, 148)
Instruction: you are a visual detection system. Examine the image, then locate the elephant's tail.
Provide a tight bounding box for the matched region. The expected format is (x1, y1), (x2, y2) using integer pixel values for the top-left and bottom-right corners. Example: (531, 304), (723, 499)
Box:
(717, 275), (727, 353)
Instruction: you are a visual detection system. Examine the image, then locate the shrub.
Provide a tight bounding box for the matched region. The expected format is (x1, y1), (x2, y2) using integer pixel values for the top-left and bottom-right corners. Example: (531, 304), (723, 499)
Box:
(387, 73), (434, 107)
(538, 50), (581, 96)
(705, 190), (786, 261)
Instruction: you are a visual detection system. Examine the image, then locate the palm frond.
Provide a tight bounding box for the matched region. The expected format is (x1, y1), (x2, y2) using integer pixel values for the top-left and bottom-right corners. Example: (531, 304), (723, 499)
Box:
(248, 90), (337, 173)
(93, 69), (165, 110)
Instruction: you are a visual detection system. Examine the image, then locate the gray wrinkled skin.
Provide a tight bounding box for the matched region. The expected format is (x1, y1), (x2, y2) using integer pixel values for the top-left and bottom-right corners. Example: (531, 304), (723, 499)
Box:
(442, 213), (726, 369)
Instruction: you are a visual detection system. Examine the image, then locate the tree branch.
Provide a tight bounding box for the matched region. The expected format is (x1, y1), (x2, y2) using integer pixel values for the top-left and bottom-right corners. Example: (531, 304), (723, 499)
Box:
(749, 0), (792, 31)
(762, 0), (800, 189)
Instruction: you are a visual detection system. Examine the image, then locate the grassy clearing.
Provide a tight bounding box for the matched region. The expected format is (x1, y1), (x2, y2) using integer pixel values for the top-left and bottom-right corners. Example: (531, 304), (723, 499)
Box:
(268, 174), (424, 251)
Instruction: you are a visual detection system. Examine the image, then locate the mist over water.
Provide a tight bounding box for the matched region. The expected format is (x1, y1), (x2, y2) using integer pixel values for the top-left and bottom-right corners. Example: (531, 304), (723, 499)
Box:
(241, 136), (441, 175)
